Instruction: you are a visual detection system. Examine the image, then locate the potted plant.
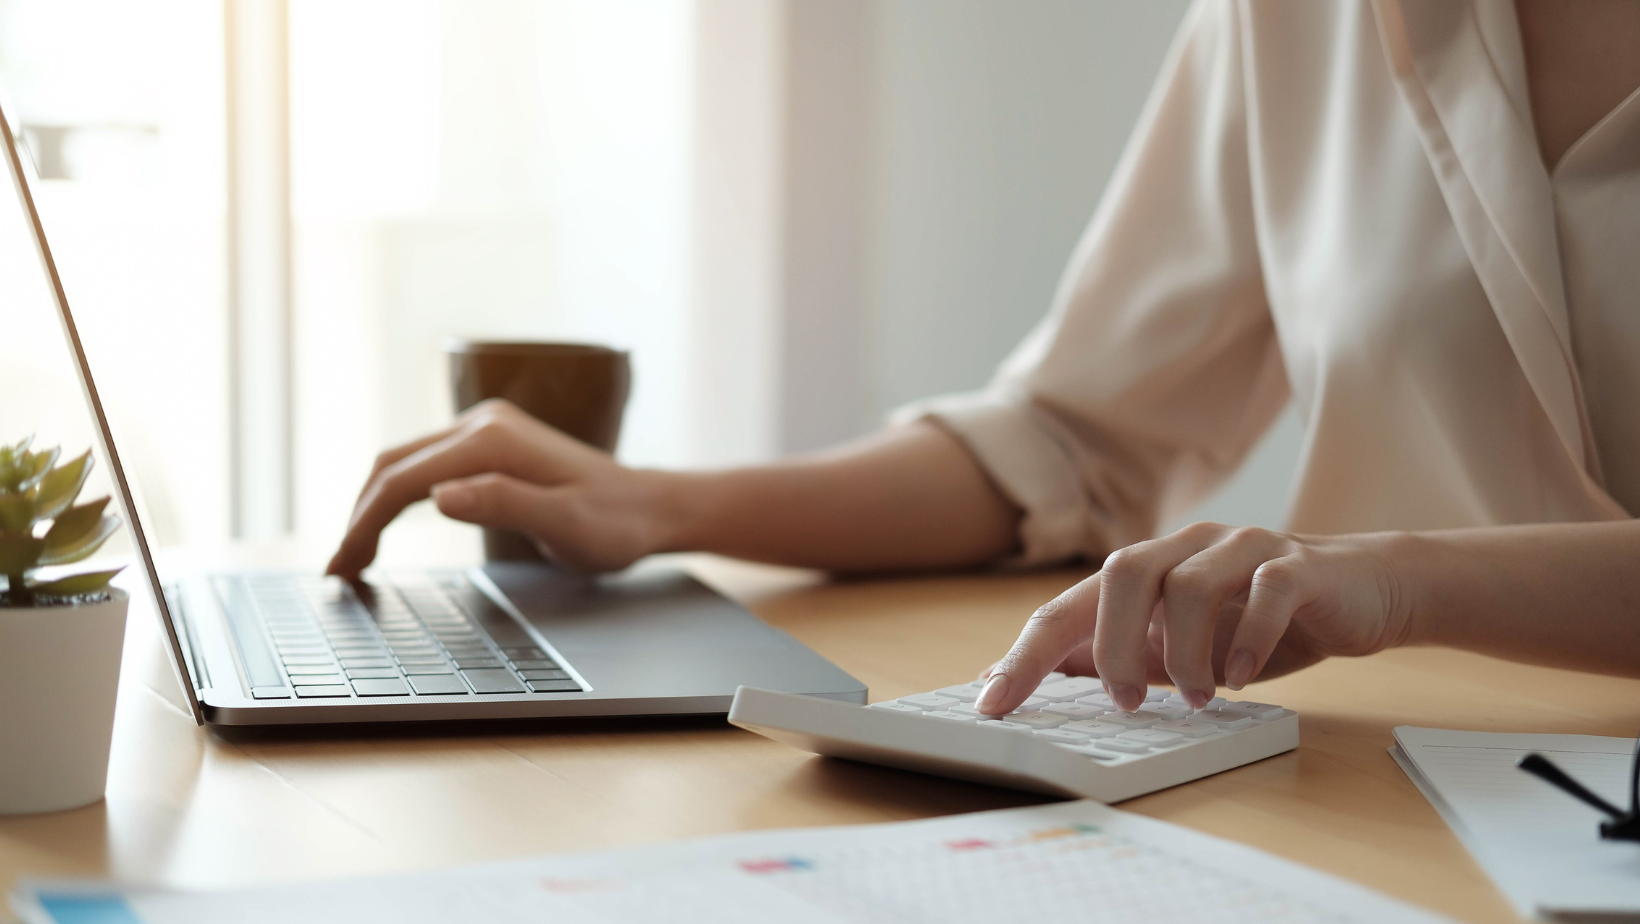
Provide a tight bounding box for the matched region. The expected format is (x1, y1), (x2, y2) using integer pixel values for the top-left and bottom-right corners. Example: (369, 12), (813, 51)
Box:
(0, 437), (127, 814)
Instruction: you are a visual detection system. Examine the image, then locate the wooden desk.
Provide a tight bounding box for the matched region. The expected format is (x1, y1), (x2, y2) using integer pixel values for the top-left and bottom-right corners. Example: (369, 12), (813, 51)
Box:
(1, 551), (1636, 923)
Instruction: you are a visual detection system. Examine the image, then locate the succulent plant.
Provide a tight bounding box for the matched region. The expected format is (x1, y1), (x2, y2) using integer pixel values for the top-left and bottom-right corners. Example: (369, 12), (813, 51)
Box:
(0, 436), (123, 607)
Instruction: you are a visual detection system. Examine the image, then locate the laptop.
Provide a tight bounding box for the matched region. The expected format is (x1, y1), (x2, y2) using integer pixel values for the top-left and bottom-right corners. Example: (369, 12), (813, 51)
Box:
(0, 94), (866, 727)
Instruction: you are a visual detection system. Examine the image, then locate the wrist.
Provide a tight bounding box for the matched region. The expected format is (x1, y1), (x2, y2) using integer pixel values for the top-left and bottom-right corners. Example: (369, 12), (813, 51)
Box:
(632, 468), (716, 556)
(1378, 530), (1442, 648)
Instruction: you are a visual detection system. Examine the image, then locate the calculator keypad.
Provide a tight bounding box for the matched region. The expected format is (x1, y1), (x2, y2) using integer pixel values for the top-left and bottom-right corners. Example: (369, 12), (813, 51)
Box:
(869, 676), (1294, 763)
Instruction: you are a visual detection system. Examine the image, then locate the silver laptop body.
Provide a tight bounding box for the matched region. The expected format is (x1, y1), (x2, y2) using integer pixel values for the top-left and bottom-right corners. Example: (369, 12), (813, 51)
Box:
(0, 93), (866, 727)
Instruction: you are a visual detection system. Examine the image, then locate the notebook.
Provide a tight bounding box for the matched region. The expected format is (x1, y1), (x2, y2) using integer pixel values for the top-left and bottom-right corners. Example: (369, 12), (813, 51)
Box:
(13, 800), (1450, 924)
(1391, 725), (1640, 919)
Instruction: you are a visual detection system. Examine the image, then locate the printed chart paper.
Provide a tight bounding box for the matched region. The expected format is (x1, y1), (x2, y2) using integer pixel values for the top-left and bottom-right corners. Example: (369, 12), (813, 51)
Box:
(15, 800), (1452, 924)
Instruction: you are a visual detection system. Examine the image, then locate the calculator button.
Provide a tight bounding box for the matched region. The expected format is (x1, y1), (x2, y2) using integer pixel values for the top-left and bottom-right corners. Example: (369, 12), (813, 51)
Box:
(975, 719), (1032, 733)
(1060, 720), (1125, 738)
(1097, 711), (1160, 729)
(1137, 701), (1192, 721)
(1166, 693), (1226, 711)
(1153, 718), (1222, 738)
(1196, 710), (1254, 730)
(898, 692), (961, 710)
(1042, 702), (1107, 720)
(1034, 729), (1089, 744)
(935, 682), (984, 702)
(1033, 677), (1104, 702)
(871, 701), (927, 715)
(1222, 701), (1286, 721)
(999, 711), (1068, 729)
(923, 710), (979, 724)
(1118, 728), (1186, 747)
(956, 697), (1047, 718)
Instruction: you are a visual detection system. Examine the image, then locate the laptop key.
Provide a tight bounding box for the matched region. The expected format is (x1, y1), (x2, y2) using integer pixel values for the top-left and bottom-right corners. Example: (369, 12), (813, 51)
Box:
(281, 656), (337, 666)
(518, 669), (569, 681)
(276, 645), (331, 657)
(526, 679), (582, 693)
(400, 663), (455, 675)
(341, 658), (394, 669)
(290, 674), (348, 686)
(454, 657), (502, 669)
(351, 678), (411, 697)
(391, 647), (442, 659)
(284, 663), (341, 675)
(346, 667), (401, 680)
(251, 686), (292, 699)
(511, 659), (559, 670)
(294, 685), (353, 698)
(462, 669), (525, 694)
(332, 646), (387, 663)
(409, 674), (469, 695)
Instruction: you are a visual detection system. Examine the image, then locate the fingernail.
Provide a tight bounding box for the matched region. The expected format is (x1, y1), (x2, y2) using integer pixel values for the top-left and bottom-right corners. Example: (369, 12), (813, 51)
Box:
(1106, 683), (1140, 712)
(433, 483), (475, 517)
(1225, 650), (1256, 691)
(976, 672), (1011, 714)
(1184, 687), (1214, 710)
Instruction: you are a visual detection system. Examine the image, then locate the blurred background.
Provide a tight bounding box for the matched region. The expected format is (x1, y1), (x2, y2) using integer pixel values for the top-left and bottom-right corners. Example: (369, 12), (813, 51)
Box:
(0, 0), (1300, 559)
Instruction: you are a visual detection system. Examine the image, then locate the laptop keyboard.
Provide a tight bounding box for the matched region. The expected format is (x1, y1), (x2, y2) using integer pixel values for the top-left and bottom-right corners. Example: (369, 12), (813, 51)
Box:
(213, 574), (584, 700)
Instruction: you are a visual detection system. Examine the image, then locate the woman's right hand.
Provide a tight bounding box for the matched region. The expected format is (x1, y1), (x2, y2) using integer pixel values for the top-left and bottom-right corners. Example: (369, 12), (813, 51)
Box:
(326, 399), (674, 578)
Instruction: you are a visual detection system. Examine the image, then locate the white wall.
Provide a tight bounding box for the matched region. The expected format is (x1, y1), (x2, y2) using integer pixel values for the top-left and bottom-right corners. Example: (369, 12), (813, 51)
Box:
(866, 0), (1303, 532)
(698, 0), (1303, 531)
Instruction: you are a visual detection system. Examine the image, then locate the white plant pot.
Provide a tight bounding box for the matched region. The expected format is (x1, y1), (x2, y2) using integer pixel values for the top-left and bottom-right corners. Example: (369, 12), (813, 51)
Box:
(0, 588), (128, 814)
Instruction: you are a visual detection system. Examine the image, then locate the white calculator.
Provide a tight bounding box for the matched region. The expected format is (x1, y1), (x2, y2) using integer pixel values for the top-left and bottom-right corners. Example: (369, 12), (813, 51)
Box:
(728, 674), (1298, 803)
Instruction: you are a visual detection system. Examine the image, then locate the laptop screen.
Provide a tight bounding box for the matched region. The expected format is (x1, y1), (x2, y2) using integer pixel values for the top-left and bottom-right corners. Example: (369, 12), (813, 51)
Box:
(0, 90), (205, 724)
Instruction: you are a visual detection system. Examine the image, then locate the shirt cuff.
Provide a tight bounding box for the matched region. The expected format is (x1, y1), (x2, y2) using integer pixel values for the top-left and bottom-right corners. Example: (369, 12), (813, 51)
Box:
(890, 390), (1095, 568)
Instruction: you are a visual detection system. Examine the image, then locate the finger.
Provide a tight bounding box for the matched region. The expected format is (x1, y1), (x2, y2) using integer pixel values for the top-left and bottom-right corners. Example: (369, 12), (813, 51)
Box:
(975, 573), (1102, 715)
(354, 399), (531, 497)
(1224, 555), (1312, 690)
(358, 427), (459, 503)
(1092, 523), (1226, 712)
(327, 423), (550, 577)
(1158, 528), (1289, 707)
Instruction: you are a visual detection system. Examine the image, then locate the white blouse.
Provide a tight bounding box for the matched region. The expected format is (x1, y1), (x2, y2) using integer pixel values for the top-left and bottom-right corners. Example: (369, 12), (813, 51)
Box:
(898, 0), (1640, 566)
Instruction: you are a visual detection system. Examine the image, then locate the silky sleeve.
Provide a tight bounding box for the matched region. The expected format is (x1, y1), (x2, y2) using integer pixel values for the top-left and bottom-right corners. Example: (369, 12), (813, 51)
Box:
(893, 0), (1287, 567)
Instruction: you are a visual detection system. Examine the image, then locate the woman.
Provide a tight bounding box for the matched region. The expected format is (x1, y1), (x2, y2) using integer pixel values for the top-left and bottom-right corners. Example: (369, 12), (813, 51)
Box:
(329, 0), (1640, 717)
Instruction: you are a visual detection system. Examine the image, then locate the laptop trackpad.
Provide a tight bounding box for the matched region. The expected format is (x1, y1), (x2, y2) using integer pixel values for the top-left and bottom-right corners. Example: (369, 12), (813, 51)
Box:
(479, 561), (831, 697)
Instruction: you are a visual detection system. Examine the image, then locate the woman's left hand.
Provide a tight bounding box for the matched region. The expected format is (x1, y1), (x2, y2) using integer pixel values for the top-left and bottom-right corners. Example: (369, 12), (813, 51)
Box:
(974, 522), (1418, 715)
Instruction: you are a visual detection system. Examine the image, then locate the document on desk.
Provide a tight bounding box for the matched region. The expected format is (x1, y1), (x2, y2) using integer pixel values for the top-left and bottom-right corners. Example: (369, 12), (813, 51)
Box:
(13, 799), (1452, 924)
(1392, 725), (1640, 920)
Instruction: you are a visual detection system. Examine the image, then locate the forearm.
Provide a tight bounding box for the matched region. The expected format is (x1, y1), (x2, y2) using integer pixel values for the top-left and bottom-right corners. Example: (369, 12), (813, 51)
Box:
(644, 421), (1022, 572)
(1402, 520), (1640, 677)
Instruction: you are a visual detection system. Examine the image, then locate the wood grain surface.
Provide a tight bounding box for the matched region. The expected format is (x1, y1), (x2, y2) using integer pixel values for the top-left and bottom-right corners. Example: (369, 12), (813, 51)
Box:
(2, 544), (1635, 924)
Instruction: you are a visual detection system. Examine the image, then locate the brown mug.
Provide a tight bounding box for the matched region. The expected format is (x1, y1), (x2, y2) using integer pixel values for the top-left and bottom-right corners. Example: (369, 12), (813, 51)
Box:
(444, 340), (632, 561)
